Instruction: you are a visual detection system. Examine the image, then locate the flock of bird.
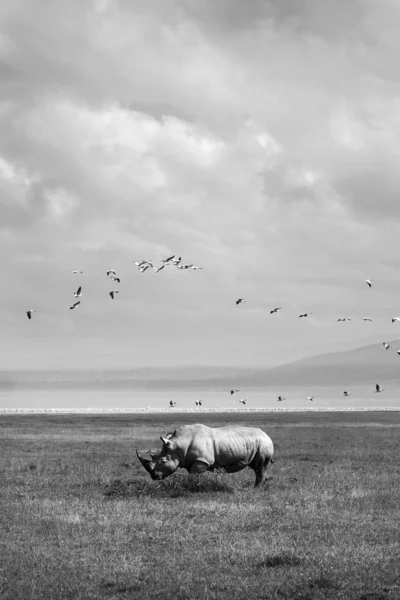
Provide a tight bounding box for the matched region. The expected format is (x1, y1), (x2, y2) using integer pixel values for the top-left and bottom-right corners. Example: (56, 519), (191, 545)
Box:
(236, 280), (400, 322)
(25, 255), (201, 320)
(133, 255), (202, 274)
(167, 381), (386, 409)
(169, 278), (397, 408)
(230, 279), (397, 406)
(25, 265), (396, 409)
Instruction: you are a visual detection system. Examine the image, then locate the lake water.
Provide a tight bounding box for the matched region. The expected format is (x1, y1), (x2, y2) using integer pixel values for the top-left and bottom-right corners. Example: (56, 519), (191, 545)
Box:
(1, 384), (400, 411)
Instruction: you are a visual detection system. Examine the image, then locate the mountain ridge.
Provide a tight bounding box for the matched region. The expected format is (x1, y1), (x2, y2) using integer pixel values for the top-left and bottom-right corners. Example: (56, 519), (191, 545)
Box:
(2, 339), (400, 388)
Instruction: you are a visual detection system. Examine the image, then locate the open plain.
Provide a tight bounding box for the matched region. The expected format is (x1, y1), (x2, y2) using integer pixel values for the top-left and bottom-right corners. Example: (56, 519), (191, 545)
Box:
(1, 411), (400, 600)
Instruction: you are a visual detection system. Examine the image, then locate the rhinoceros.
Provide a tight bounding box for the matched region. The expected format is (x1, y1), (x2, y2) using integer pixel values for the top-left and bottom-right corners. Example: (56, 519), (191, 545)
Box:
(136, 423), (274, 487)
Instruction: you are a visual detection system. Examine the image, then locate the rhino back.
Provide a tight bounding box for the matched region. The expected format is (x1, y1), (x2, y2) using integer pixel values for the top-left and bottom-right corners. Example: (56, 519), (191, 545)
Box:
(173, 424), (273, 468)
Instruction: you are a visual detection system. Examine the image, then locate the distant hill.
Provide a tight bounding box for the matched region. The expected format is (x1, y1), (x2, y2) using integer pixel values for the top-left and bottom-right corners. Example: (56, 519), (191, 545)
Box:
(243, 339), (400, 387)
(133, 338), (400, 387)
(2, 340), (400, 389)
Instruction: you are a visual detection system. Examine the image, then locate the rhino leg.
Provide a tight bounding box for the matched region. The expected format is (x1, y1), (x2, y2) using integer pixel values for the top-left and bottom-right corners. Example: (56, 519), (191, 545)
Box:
(253, 456), (272, 488)
(188, 460), (210, 475)
(254, 468), (269, 487)
(224, 462), (248, 473)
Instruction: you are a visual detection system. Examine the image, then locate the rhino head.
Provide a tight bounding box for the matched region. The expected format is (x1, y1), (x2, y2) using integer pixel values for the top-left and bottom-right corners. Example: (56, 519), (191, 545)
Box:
(151, 434), (180, 479)
(137, 432), (180, 480)
(136, 449), (163, 480)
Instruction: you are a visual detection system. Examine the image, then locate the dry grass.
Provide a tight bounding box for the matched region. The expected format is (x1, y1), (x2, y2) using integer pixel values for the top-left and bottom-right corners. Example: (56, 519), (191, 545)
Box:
(1, 411), (400, 599)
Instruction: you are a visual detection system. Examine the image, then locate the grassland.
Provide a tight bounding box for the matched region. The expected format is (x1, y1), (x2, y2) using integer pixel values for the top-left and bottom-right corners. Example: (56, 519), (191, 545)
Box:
(1, 411), (400, 600)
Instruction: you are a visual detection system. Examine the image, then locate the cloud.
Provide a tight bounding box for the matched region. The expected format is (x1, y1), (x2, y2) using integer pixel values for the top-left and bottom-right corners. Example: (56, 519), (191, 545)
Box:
(1, 0), (400, 369)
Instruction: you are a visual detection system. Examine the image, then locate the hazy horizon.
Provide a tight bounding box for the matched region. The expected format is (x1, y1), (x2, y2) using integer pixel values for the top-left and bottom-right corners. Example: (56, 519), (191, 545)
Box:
(2, 336), (400, 410)
(2, 334), (400, 374)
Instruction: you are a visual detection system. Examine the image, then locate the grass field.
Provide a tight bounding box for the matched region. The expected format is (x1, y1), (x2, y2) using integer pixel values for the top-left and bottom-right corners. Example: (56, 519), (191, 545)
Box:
(1, 411), (400, 600)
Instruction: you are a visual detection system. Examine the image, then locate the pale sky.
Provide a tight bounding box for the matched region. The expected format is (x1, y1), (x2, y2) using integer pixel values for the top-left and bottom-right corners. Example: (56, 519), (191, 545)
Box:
(2, 0), (400, 370)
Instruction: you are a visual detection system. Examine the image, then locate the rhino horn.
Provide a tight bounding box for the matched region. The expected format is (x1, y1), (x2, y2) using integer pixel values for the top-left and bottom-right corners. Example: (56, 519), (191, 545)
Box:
(136, 449), (155, 474)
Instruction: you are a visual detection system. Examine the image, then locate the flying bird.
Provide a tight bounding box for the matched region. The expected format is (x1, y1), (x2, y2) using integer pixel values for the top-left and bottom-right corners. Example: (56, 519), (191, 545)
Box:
(375, 384), (384, 393)
(230, 388), (240, 395)
(307, 396), (315, 402)
(74, 286), (82, 298)
(360, 317), (372, 322)
(343, 391), (351, 397)
(392, 317), (400, 323)
(299, 313), (312, 318)
(70, 301), (81, 310)
(277, 396), (285, 402)
(135, 260), (153, 270)
(107, 270), (116, 277)
(195, 400), (202, 406)
(337, 318), (351, 322)
(365, 279), (372, 288)
(169, 400), (177, 408)
(191, 265), (203, 270)
(111, 276), (121, 283)
(270, 307), (282, 314)
(239, 399), (247, 405)
(397, 351), (400, 356)
(109, 290), (119, 300)
(139, 265), (150, 273)
(236, 299), (246, 305)
(72, 270), (83, 274)
(153, 265), (165, 273)
(383, 343), (392, 350)
(26, 310), (36, 320)
(162, 255), (175, 263)
(171, 257), (182, 265)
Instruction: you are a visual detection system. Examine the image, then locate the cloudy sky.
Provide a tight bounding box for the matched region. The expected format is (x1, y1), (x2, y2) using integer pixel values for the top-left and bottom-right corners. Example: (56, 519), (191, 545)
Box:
(2, 0), (400, 370)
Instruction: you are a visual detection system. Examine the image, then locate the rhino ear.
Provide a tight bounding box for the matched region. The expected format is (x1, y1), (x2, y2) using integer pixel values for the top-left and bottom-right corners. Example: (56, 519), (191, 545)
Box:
(160, 436), (172, 447)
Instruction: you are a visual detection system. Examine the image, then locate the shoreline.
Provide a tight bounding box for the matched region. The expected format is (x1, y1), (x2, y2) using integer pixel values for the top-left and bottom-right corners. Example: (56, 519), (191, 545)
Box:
(1, 407), (400, 414)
